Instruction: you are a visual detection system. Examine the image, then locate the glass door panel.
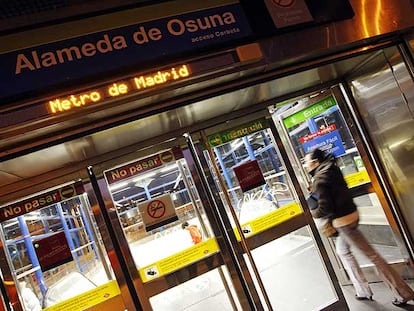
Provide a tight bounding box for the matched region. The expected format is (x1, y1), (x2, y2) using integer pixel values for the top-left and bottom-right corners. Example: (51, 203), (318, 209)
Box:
(247, 228), (337, 311)
(149, 268), (236, 310)
(198, 116), (345, 310)
(271, 89), (408, 275)
(104, 147), (215, 280)
(0, 182), (122, 311)
(102, 145), (249, 310)
(204, 118), (301, 234)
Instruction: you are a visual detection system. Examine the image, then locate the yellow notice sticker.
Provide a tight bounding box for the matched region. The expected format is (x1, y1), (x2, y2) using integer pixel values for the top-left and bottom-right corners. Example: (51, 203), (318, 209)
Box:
(234, 202), (303, 241)
(43, 280), (121, 311)
(139, 238), (219, 283)
(344, 170), (371, 188)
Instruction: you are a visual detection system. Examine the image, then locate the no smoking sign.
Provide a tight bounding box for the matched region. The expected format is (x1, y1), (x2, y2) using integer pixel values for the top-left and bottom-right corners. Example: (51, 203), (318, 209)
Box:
(147, 200), (166, 219)
(139, 194), (178, 231)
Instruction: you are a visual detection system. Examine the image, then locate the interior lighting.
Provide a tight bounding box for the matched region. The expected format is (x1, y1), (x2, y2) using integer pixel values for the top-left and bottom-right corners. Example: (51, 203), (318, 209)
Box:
(109, 181), (129, 191)
(160, 164), (178, 173)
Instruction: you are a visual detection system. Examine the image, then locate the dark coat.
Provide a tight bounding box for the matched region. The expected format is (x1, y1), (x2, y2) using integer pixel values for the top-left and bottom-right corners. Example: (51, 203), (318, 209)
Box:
(309, 154), (357, 220)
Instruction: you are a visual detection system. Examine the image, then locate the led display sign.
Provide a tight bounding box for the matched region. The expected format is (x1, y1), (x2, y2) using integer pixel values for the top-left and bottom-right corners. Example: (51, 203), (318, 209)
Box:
(0, 51), (239, 129)
(47, 65), (190, 114)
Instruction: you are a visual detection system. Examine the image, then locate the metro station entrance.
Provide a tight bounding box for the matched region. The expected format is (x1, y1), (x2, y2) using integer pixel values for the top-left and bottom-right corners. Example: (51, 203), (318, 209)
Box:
(0, 120), (348, 311)
(1, 36), (414, 311)
(84, 113), (348, 310)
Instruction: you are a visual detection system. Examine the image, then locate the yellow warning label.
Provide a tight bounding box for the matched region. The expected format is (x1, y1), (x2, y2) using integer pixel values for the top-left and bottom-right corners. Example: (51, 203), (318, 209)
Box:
(43, 280), (121, 311)
(139, 238), (219, 282)
(234, 202), (303, 240)
(344, 170), (371, 188)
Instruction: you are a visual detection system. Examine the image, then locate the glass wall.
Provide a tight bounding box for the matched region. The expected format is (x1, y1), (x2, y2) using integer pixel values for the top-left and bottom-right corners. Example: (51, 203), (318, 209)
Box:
(0, 182), (118, 311)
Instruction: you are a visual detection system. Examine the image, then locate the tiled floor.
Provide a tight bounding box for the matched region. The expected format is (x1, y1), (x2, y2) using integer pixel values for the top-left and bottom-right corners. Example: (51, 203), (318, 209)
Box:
(342, 280), (414, 311)
(339, 241), (414, 310)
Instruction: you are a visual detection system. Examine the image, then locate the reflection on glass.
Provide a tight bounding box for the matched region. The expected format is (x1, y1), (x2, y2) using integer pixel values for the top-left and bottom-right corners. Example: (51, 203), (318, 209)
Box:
(150, 268), (239, 310)
(0, 194), (112, 310)
(248, 228), (337, 310)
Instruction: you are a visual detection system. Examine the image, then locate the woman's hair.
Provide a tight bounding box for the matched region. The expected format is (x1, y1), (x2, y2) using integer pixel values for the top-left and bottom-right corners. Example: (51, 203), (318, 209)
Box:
(308, 148), (328, 162)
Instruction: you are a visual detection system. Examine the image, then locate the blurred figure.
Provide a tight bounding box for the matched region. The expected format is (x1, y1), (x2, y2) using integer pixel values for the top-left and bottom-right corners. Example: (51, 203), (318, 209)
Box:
(181, 222), (202, 244)
(304, 148), (414, 306)
(19, 281), (41, 311)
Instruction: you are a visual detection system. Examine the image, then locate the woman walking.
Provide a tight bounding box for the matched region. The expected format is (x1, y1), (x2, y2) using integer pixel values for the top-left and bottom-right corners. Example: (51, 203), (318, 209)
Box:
(304, 148), (414, 306)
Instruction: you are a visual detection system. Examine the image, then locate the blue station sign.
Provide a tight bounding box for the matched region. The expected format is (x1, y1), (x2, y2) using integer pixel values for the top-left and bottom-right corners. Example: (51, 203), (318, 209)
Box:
(0, 2), (252, 101)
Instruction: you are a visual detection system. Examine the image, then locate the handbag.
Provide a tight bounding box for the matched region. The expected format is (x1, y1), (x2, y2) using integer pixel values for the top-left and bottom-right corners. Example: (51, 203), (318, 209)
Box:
(320, 219), (338, 238)
(307, 193), (338, 238)
(306, 193), (319, 210)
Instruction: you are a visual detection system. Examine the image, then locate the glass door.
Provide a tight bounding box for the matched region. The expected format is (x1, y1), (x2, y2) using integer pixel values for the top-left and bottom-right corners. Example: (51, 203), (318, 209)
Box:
(270, 86), (412, 282)
(191, 114), (348, 310)
(0, 181), (127, 311)
(97, 141), (258, 310)
(93, 127), (348, 310)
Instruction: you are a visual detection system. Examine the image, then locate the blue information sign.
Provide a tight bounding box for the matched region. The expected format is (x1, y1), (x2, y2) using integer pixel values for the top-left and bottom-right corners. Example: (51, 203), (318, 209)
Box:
(302, 130), (346, 157)
(0, 3), (251, 101)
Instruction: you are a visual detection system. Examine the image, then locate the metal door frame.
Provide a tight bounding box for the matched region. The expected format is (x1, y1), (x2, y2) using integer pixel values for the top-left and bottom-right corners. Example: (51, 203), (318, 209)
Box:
(87, 136), (265, 310)
(334, 83), (414, 263)
(188, 110), (348, 310)
(271, 80), (414, 284)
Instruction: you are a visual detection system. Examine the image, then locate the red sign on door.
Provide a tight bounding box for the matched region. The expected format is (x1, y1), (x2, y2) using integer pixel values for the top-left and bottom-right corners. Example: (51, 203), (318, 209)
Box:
(234, 160), (266, 192)
(33, 231), (73, 271)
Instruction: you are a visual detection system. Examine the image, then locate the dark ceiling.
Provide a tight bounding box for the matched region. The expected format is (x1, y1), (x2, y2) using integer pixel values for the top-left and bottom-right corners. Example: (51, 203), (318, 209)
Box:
(0, 0), (167, 33)
(0, 0), (67, 19)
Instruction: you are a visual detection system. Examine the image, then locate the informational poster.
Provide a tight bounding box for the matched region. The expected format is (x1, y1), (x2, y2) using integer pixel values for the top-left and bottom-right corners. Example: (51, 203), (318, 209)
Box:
(33, 231), (73, 271)
(234, 202), (303, 240)
(302, 129), (346, 157)
(138, 194), (178, 231)
(234, 160), (266, 192)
